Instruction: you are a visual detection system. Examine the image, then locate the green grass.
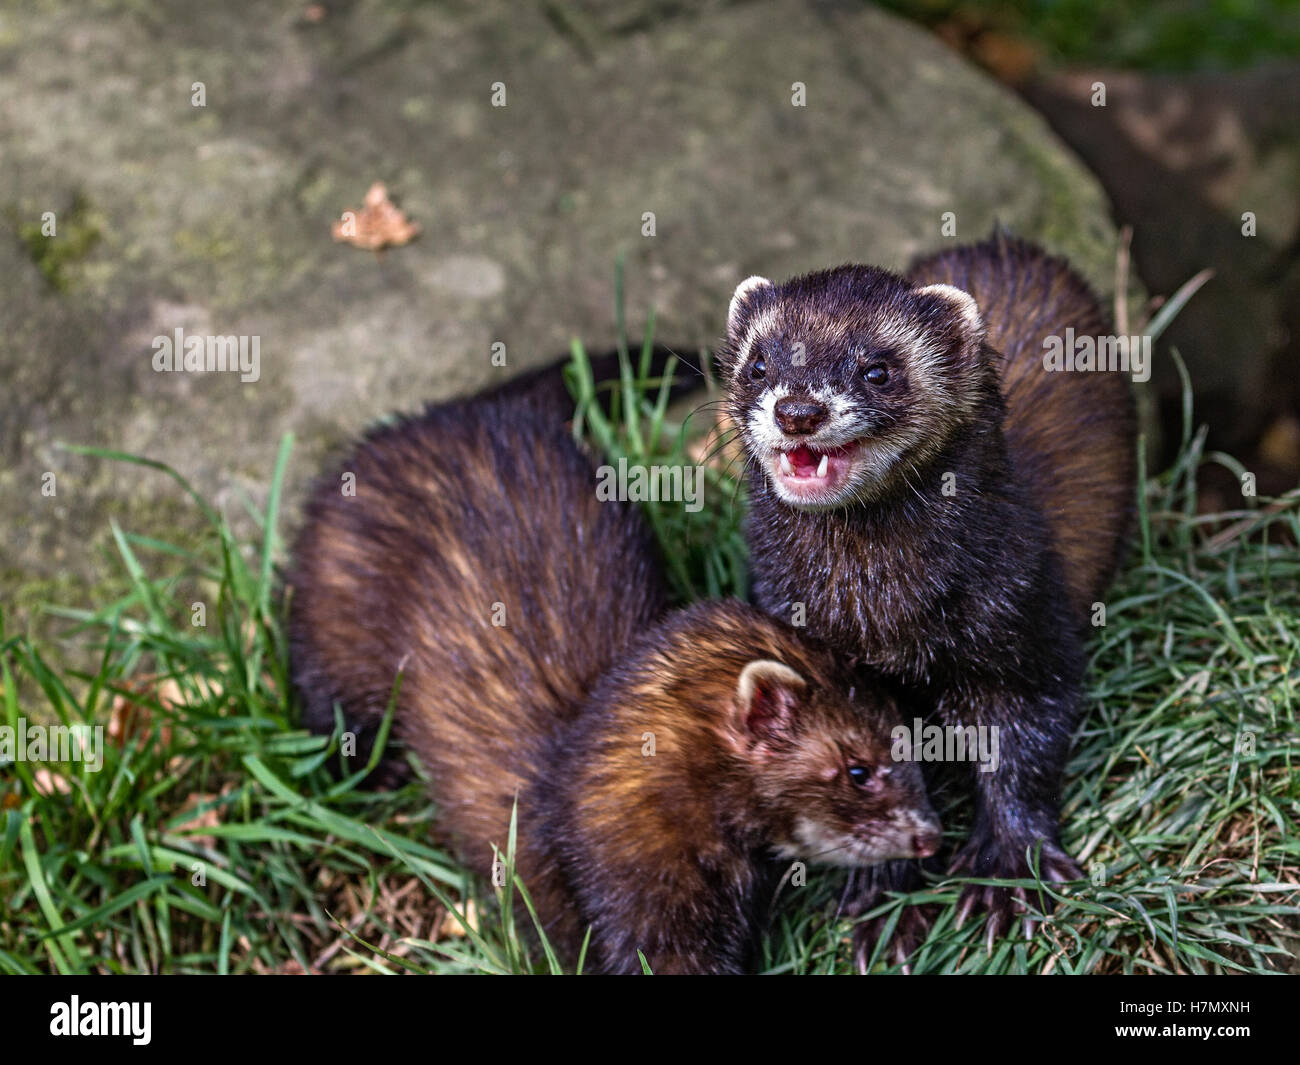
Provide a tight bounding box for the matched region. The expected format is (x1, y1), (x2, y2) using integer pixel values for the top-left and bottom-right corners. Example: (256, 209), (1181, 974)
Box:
(1, 329), (1297, 974)
(878, 0), (1300, 72)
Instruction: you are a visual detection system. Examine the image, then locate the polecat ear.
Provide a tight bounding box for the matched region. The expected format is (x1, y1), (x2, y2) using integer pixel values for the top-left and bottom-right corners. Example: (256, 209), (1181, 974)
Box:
(915, 283), (984, 339)
(734, 659), (805, 739)
(728, 275), (773, 339)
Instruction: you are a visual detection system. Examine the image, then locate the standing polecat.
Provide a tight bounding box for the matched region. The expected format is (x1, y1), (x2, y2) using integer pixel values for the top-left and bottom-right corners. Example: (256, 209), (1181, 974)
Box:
(288, 369), (940, 974)
(722, 234), (1135, 952)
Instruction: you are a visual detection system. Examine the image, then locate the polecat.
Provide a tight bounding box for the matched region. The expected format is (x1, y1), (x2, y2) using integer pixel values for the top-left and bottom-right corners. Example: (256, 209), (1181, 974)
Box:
(722, 234), (1135, 952)
(288, 369), (940, 974)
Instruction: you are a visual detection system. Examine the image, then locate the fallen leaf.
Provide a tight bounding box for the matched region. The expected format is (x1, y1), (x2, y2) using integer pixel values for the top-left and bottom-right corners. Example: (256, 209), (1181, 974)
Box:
(32, 769), (70, 796)
(438, 899), (480, 939)
(332, 182), (421, 251)
(969, 30), (1040, 85)
(1259, 414), (1300, 474)
(174, 791), (224, 850)
(108, 676), (179, 750)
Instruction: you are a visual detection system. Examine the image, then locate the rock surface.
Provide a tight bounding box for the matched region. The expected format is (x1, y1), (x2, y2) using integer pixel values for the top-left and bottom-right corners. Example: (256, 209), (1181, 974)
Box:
(1, 0), (1123, 613)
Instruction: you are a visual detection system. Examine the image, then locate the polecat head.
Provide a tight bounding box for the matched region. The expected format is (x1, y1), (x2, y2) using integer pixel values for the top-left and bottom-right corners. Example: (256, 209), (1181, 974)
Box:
(722, 655), (941, 867)
(723, 266), (990, 509)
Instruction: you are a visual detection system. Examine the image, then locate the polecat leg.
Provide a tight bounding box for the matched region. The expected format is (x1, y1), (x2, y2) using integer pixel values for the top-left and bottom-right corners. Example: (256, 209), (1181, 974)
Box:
(844, 858), (938, 973)
(950, 833), (1083, 948)
(946, 686), (1084, 946)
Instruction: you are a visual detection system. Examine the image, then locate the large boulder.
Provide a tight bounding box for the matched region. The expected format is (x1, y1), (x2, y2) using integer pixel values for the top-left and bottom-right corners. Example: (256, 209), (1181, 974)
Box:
(1, 0), (1121, 615)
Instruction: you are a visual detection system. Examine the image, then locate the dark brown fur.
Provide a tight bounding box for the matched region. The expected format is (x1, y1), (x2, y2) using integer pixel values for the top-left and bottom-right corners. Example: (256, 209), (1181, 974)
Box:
(288, 369), (665, 807)
(907, 237), (1135, 615)
(289, 371), (938, 973)
(541, 600), (938, 973)
(722, 235), (1136, 954)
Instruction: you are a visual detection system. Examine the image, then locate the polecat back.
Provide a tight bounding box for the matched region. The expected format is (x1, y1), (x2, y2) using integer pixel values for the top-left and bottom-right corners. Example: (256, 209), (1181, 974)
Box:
(288, 372), (667, 834)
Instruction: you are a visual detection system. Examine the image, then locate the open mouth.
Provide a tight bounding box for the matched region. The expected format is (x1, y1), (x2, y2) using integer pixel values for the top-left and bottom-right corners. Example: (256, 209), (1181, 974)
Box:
(770, 441), (861, 503)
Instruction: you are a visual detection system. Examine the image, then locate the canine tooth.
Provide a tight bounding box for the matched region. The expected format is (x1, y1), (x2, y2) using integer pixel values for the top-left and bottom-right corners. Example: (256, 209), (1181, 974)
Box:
(816, 454), (829, 478)
(779, 453), (793, 476)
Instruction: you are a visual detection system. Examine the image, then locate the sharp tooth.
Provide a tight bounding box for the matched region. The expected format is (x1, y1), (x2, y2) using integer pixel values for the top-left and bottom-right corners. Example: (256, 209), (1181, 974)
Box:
(779, 453), (794, 476)
(816, 453), (829, 478)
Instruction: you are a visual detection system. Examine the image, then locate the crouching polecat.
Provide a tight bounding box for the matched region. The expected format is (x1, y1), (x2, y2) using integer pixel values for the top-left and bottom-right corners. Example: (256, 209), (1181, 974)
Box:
(288, 369), (940, 974)
(723, 234), (1135, 953)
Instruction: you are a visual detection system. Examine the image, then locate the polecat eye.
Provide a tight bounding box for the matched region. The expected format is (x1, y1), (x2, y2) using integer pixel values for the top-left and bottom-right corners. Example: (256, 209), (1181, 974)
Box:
(862, 365), (888, 386)
(750, 358), (767, 380)
(847, 765), (874, 787)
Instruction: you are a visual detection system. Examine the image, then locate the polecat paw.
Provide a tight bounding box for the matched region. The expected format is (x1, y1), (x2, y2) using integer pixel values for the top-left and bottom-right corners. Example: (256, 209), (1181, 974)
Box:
(852, 904), (933, 974)
(950, 839), (1081, 949)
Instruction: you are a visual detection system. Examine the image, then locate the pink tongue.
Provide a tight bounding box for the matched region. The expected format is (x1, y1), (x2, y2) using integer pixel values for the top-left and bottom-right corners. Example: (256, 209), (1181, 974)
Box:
(788, 445), (819, 474)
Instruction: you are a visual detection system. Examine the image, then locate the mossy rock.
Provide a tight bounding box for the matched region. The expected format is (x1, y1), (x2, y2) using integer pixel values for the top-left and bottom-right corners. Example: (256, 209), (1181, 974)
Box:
(1, 0), (1127, 620)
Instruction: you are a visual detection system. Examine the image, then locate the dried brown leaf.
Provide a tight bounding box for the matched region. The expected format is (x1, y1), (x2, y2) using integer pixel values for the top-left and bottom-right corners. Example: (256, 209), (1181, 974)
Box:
(332, 182), (421, 251)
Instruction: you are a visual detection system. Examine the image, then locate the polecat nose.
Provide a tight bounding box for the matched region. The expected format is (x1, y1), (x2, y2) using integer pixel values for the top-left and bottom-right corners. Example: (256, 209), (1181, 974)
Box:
(773, 398), (829, 435)
(911, 829), (941, 858)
